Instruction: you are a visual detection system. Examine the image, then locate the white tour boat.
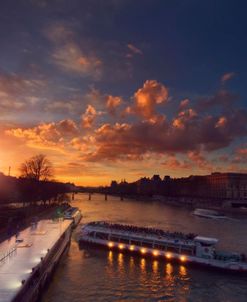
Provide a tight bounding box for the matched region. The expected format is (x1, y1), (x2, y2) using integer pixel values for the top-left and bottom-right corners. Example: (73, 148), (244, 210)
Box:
(64, 207), (82, 227)
(0, 219), (72, 302)
(193, 208), (226, 219)
(79, 221), (247, 273)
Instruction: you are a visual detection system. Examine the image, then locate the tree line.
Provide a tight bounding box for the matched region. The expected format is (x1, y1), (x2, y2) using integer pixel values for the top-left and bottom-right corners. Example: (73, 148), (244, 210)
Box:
(0, 154), (76, 206)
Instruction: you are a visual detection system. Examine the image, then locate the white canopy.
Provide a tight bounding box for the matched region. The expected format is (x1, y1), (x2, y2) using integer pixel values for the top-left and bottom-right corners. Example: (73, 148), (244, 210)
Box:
(194, 236), (218, 245)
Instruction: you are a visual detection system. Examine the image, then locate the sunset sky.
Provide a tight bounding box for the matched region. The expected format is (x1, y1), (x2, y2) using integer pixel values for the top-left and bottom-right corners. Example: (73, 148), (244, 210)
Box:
(0, 0), (247, 185)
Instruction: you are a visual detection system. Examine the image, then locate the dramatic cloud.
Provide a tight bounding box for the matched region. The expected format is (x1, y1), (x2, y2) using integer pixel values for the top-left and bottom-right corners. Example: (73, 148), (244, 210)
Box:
(6, 119), (78, 149)
(172, 109), (197, 130)
(0, 72), (45, 115)
(45, 23), (102, 78)
(52, 42), (102, 77)
(81, 105), (97, 128)
(81, 107), (247, 161)
(187, 150), (212, 170)
(179, 99), (190, 110)
(126, 80), (168, 120)
(162, 156), (191, 170)
(106, 95), (122, 115)
(197, 90), (238, 111)
(221, 72), (236, 84)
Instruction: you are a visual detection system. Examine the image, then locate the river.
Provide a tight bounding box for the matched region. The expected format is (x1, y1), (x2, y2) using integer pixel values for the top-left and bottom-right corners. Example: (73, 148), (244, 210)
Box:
(42, 193), (247, 302)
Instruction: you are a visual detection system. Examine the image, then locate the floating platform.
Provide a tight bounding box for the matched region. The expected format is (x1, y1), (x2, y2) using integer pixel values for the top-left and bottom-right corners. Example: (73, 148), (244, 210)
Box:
(0, 219), (72, 302)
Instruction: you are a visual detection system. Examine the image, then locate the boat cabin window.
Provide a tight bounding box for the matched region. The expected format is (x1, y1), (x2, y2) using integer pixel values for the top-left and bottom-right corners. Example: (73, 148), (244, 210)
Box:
(119, 238), (130, 244)
(153, 242), (166, 250)
(200, 242), (213, 247)
(95, 232), (109, 240)
(109, 236), (120, 242)
(166, 246), (179, 253)
(180, 248), (193, 255)
(142, 241), (153, 248)
(130, 240), (140, 246)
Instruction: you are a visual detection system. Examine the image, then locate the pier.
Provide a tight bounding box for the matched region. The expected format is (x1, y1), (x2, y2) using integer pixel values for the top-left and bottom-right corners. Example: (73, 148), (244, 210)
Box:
(0, 219), (72, 302)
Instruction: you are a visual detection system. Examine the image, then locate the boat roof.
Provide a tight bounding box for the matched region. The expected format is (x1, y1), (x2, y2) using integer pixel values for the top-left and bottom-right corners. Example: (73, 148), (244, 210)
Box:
(84, 222), (196, 246)
(194, 236), (218, 244)
(0, 219), (71, 302)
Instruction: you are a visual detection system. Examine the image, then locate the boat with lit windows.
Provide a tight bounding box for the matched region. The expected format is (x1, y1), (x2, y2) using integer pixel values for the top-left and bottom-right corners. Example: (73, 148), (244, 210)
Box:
(193, 208), (226, 219)
(64, 207), (82, 227)
(79, 221), (247, 272)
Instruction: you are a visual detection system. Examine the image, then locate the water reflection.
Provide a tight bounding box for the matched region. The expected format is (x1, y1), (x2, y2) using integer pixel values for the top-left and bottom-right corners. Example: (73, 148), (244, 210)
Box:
(117, 252), (124, 268)
(152, 259), (159, 273)
(165, 262), (173, 276)
(140, 257), (146, 273)
(108, 250), (113, 266)
(179, 265), (187, 277)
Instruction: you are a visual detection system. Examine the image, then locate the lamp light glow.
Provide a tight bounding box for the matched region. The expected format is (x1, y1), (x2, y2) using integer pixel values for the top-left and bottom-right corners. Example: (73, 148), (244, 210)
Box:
(118, 244), (124, 250)
(166, 253), (172, 259)
(108, 242), (114, 248)
(180, 255), (186, 262)
(129, 245), (135, 251)
(153, 250), (159, 256)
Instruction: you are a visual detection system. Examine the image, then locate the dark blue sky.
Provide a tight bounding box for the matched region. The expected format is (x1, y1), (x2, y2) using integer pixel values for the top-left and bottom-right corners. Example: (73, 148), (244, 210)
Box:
(0, 0), (247, 184)
(1, 0), (247, 100)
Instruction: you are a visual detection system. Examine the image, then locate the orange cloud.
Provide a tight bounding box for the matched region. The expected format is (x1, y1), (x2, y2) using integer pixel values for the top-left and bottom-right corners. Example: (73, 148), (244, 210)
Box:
(52, 42), (102, 77)
(127, 43), (143, 55)
(172, 109), (197, 129)
(45, 23), (102, 78)
(81, 105), (97, 128)
(179, 98), (190, 110)
(126, 80), (168, 120)
(106, 95), (122, 115)
(6, 119), (78, 150)
(215, 116), (227, 128)
(221, 72), (236, 84)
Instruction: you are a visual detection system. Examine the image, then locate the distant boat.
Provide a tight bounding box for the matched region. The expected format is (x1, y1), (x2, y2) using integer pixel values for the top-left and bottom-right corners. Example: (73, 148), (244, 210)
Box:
(64, 207), (82, 227)
(193, 208), (226, 219)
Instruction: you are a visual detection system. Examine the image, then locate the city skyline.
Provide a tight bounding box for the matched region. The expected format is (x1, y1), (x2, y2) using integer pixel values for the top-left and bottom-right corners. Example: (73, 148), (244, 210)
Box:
(0, 0), (247, 185)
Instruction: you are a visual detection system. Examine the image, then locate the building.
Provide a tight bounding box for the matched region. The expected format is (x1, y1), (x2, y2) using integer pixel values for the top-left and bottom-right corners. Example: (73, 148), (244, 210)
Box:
(168, 172), (247, 202)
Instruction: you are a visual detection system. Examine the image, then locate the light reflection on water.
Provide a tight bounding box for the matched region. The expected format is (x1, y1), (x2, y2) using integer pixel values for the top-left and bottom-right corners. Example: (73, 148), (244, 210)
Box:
(42, 193), (247, 302)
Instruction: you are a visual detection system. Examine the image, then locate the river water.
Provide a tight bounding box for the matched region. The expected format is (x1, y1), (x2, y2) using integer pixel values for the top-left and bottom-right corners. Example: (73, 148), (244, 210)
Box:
(42, 193), (247, 302)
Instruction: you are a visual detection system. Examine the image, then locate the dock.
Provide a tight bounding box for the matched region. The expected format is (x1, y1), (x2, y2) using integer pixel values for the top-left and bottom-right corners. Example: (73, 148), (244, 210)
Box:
(0, 219), (72, 302)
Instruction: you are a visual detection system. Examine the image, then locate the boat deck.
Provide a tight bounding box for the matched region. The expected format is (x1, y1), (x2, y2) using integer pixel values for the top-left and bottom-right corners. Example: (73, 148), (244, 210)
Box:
(0, 219), (71, 302)
(85, 224), (196, 247)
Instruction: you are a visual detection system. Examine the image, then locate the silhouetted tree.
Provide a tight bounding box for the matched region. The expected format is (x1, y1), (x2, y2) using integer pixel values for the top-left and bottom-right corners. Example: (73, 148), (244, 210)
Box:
(19, 154), (53, 181)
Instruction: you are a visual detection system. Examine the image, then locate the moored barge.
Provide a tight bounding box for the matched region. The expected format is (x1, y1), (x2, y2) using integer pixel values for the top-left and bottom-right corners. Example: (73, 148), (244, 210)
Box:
(0, 219), (72, 302)
(79, 221), (247, 273)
